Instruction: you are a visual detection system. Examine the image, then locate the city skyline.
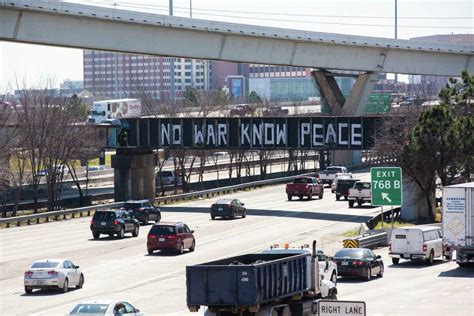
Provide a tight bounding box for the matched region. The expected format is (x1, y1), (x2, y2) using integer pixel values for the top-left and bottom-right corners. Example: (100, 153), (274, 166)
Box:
(1, 0), (472, 92)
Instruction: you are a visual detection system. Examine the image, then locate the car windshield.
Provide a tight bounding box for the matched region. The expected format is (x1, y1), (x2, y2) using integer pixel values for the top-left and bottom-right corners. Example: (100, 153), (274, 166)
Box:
(158, 171), (173, 177)
(124, 203), (141, 209)
(70, 304), (109, 314)
(93, 212), (116, 221)
(31, 261), (60, 269)
(334, 249), (365, 259)
(294, 178), (311, 184)
(354, 182), (371, 189)
(215, 199), (232, 204)
(326, 167), (342, 174)
(150, 225), (176, 235)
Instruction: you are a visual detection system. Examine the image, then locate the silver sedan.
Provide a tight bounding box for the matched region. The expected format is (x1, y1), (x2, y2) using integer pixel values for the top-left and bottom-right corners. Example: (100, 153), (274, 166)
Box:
(69, 300), (144, 315)
(24, 259), (84, 294)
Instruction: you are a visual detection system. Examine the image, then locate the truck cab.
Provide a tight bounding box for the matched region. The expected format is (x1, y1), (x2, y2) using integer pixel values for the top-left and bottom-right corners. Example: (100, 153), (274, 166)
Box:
(348, 181), (372, 208)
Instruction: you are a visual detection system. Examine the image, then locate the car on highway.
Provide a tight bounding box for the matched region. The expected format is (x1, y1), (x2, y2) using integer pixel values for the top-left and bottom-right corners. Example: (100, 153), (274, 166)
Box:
(333, 248), (384, 281)
(24, 259), (84, 294)
(319, 166), (350, 185)
(86, 165), (106, 172)
(334, 177), (359, 201)
(155, 170), (182, 186)
(262, 106), (289, 116)
(348, 181), (372, 207)
(90, 210), (140, 239)
(124, 200), (161, 225)
(99, 118), (122, 126)
(389, 225), (444, 265)
(210, 198), (247, 220)
(229, 104), (254, 116)
(286, 176), (324, 200)
(147, 222), (195, 255)
(69, 300), (144, 315)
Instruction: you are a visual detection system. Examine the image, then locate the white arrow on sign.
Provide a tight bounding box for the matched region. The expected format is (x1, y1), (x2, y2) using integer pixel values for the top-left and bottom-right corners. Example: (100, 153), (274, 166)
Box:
(382, 192), (392, 203)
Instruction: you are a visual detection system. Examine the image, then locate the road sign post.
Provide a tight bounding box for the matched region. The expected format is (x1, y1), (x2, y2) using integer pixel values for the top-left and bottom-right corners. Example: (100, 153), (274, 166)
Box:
(371, 167), (402, 207)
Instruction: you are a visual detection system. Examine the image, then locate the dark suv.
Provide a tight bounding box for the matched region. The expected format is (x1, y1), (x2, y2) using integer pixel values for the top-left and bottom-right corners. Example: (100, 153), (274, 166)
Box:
(90, 210), (140, 239)
(124, 200), (161, 224)
(147, 222), (195, 255)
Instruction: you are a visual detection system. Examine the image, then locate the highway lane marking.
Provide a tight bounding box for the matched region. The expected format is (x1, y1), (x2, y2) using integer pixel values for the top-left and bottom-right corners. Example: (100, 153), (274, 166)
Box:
(26, 210), (376, 315)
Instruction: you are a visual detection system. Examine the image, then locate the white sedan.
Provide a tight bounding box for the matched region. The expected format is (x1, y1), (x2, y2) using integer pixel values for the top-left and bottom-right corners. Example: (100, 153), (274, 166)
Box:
(24, 259), (84, 294)
(69, 300), (144, 315)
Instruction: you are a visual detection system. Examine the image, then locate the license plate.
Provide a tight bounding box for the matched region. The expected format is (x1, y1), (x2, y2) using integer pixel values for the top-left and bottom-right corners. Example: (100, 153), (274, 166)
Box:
(101, 222), (106, 226)
(34, 280), (45, 285)
(342, 262), (349, 266)
(218, 208), (223, 211)
(159, 238), (165, 242)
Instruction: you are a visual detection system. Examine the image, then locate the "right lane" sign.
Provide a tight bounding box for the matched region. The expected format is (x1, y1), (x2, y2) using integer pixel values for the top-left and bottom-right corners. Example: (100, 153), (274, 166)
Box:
(371, 167), (402, 206)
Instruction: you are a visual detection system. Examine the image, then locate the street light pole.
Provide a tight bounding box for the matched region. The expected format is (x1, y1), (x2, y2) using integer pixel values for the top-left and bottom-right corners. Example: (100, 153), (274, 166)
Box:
(394, 0), (398, 86)
(190, 0), (192, 18)
(169, 0), (176, 106)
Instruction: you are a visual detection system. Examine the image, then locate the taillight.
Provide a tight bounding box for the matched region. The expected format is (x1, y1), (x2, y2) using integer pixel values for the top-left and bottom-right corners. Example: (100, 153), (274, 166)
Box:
(114, 219), (119, 225)
(48, 271), (58, 276)
(423, 244), (427, 252)
(24, 271), (33, 277)
(148, 234), (155, 239)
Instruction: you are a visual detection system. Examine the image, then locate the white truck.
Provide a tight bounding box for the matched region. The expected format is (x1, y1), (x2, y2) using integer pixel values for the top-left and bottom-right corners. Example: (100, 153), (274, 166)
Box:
(87, 98), (141, 124)
(348, 181), (372, 208)
(442, 182), (474, 267)
(319, 166), (350, 185)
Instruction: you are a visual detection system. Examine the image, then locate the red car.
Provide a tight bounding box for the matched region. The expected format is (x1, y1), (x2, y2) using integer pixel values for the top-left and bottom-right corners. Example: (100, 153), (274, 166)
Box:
(285, 176), (324, 200)
(147, 222), (195, 255)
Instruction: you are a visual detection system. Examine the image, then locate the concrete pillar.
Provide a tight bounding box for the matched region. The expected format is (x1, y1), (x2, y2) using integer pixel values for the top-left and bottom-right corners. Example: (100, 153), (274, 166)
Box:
(401, 175), (435, 221)
(342, 72), (379, 116)
(311, 70), (345, 115)
(112, 149), (156, 202)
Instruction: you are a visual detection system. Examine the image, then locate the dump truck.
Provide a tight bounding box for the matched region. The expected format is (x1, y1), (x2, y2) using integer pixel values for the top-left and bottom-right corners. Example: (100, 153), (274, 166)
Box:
(186, 241), (337, 316)
(442, 182), (474, 267)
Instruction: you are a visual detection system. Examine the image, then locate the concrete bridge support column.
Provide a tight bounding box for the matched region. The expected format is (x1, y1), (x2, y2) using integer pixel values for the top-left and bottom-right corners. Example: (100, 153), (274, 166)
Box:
(112, 149), (156, 202)
(312, 70), (378, 166)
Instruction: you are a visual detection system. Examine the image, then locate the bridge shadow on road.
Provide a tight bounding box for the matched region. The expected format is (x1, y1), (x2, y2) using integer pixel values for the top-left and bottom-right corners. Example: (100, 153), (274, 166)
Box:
(389, 259), (446, 269)
(438, 266), (474, 278)
(160, 206), (373, 224)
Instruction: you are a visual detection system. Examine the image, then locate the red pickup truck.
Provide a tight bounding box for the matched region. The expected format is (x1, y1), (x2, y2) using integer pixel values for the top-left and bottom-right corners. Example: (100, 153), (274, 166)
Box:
(286, 176), (324, 201)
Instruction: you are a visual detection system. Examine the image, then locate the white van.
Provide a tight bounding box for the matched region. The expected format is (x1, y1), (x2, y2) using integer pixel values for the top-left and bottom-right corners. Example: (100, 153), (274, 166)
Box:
(389, 225), (443, 265)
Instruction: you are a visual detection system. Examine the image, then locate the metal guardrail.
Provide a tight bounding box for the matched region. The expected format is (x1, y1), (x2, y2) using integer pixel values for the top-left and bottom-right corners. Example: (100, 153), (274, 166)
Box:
(367, 207), (401, 229)
(0, 171), (318, 228)
(343, 230), (388, 249)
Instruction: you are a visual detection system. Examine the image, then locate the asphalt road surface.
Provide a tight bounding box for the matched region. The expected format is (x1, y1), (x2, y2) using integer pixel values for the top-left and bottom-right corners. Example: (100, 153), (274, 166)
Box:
(0, 171), (472, 316)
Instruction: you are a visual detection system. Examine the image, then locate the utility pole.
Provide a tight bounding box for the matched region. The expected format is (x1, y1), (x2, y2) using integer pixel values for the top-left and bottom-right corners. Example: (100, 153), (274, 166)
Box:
(169, 0), (176, 106)
(190, 0), (192, 18)
(394, 0), (398, 86)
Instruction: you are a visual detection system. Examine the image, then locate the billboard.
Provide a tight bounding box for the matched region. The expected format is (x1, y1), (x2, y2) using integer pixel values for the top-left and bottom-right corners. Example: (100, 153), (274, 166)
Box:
(113, 117), (380, 150)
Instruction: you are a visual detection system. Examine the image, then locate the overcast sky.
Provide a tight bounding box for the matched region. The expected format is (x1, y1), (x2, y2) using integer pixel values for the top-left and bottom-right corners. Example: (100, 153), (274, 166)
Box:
(0, 0), (472, 92)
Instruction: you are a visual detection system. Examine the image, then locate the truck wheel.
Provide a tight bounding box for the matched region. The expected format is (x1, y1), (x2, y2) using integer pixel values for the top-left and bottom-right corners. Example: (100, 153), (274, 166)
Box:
(357, 200), (363, 206)
(287, 194), (292, 201)
(25, 286), (33, 294)
(427, 250), (434, 265)
(308, 191), (313, 200)
(348, 200), (355, 208)
(92, 232), (100, 240)
(319, 191), (323, 199)
(242, 211), (246, 218)
(344, 195), (348, 200)
(328, 290), (337, 300)
(392, 258), (400, 265)
(336, 194), (340, 201)
(299, 195), (303, 200)
(211, 215), (215, 220)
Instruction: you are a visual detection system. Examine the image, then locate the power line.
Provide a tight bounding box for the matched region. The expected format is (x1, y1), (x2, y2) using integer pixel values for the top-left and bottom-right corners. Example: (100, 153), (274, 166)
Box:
(77, 1), (474, 30)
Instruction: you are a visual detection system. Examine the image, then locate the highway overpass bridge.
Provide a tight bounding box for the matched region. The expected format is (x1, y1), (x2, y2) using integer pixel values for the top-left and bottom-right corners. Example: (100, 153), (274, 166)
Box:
(1, 0), (473, 116)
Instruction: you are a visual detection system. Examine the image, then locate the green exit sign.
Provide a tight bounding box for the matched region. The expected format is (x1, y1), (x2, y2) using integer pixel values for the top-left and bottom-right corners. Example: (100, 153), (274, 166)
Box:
(371, 167), (402, 206)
